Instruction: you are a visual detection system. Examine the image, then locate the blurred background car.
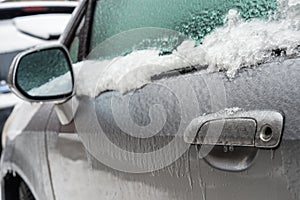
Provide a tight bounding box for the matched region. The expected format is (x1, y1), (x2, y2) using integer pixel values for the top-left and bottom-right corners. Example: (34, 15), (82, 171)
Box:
(0, 1), (77, 153)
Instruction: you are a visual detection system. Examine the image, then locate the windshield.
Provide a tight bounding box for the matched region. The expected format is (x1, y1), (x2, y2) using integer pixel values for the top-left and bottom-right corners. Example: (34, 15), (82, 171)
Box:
(89, 0), (278, 59)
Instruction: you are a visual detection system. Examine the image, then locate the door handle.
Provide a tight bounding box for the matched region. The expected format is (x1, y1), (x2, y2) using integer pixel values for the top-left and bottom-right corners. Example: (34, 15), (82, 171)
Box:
(184, 110), (284, 149)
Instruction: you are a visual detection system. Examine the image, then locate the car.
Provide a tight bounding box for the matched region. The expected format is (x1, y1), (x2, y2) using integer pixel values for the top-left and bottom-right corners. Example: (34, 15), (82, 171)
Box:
(0, 1), (77, 154)
(1, 0), (300, 199)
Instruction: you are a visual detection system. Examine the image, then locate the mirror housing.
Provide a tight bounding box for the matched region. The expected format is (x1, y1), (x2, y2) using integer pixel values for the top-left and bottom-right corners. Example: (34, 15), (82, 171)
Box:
(8, 43), (74, 103)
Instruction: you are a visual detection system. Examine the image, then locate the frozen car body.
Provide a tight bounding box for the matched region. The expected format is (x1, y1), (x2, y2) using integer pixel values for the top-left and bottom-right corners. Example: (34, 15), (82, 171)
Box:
(3, 58), (300, 200)
(1, 0), (300, 200)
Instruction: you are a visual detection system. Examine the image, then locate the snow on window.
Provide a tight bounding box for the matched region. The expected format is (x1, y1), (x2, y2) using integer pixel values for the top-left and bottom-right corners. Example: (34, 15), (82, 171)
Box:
(90, 0), (279, 56)
(73, 0), (300, 97)
(28, 72), (72, 97)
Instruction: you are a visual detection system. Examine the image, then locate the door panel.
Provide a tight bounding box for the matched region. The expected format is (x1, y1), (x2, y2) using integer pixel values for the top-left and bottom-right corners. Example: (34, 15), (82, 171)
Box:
(46, 58), (300, 199)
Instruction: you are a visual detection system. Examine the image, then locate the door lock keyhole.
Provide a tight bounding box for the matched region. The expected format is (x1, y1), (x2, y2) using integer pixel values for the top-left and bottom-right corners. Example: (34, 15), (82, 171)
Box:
(260, 125), (273, 142)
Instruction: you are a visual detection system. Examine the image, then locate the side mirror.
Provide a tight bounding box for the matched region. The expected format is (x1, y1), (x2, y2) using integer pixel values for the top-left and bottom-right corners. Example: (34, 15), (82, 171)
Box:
(8, 44), (74, 103)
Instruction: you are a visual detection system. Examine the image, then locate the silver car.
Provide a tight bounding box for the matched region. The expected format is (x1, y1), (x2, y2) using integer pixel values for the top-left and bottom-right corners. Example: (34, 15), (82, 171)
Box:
(1, 0), (300, 199)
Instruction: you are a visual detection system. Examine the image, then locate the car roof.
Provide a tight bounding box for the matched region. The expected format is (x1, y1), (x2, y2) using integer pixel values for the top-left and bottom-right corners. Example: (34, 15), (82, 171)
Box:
(13, 13), (72, 40)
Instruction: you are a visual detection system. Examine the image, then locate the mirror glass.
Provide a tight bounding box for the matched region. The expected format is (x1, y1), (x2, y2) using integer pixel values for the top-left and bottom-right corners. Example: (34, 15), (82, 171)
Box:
(16, 47), (73, 98)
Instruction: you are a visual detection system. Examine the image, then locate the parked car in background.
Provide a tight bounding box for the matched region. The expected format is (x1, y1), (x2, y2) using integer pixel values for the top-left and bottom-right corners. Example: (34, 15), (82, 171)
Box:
(0, 1), (77, 153)
(1, 0), (300, 200)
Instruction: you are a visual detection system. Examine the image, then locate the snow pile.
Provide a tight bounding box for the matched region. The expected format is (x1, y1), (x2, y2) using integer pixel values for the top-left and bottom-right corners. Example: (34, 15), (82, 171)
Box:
(201, 2), (300, 77)
(75, 49), (207, 97)
(13, 14), (71, 40)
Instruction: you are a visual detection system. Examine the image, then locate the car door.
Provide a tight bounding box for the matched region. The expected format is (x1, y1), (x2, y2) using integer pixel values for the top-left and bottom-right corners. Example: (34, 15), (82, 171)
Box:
(46, 0), (300, 199)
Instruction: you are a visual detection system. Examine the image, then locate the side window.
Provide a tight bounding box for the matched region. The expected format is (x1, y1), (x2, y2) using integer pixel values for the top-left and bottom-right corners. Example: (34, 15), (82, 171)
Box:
(88, 0), (277, 61)
(69, 17), (85, 63)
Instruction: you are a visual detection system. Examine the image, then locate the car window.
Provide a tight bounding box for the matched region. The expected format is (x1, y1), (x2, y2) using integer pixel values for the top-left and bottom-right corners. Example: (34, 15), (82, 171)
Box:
(69, 16), (85, 63)
(88, 0), (277, 60)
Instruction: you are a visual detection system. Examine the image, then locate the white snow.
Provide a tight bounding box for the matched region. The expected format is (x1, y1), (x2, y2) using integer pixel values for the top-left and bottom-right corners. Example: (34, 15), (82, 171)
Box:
(28, 72), (72, 97)
(202, 1), (300, 77)
(74, 50), (207, 97)
(33, 0), (300, 97)
(0, 19), (43, 53)
(224, 107), (242, 115)
(13, 14), (71, 40)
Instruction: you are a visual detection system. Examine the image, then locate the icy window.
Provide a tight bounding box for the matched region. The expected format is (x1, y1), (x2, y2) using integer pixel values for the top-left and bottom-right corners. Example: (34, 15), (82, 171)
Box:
(89, 0), (278, 59)
(72, 0), (300, 97)
(69, 17), (86, 63)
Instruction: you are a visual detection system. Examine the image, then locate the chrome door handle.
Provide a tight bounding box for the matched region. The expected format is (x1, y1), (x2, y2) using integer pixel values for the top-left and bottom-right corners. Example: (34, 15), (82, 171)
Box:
(184, 110), (284, 148)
